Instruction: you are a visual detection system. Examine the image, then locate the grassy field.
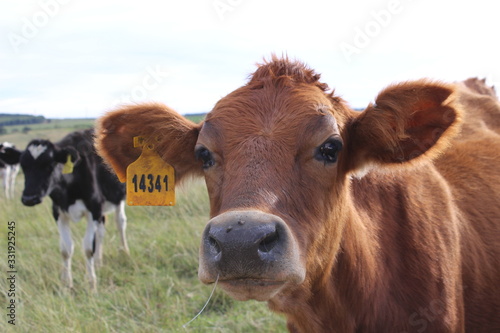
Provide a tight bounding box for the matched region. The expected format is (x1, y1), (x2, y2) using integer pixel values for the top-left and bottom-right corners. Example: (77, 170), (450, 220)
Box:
(1, 119), (96, 148)
(1, 114), (205, 149)
(0, 120), (287, 332)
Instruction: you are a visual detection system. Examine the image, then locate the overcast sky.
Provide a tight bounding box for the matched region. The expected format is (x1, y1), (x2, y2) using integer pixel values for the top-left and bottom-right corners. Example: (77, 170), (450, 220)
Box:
(1, 0), (499, 118)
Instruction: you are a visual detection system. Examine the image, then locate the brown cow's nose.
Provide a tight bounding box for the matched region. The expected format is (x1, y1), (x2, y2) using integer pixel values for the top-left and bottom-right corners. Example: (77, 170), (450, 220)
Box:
(205, 215), (281, 263)
(199, 210), (305, 295)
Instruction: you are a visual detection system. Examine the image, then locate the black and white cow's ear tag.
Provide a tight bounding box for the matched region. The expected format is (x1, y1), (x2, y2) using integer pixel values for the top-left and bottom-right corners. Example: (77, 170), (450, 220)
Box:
(126, 136), (176, 206)
(62, 155), (74, 174)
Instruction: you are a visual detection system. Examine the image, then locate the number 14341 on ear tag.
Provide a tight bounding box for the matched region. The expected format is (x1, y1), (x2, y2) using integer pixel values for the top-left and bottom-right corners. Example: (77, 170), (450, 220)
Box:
(126, 137), (175, 206)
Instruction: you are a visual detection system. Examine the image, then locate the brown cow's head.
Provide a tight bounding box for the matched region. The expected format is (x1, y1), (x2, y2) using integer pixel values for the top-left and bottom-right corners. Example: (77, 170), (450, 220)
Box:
(96, 57), (460, 303)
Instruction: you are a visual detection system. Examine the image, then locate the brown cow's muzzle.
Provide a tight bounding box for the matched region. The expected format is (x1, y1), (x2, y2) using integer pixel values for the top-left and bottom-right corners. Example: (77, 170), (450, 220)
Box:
(198, 210), (306, 301)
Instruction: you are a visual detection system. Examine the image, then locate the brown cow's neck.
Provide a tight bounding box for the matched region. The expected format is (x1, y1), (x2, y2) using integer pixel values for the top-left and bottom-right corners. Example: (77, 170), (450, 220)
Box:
(270, 175), (384, 332)
(273, 168), (456, 332)
(316, 184), (383, 332)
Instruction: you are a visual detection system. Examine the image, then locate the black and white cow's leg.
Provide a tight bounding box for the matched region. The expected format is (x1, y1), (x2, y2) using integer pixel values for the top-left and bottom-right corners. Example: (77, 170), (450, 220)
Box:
(94, 216), (106, 267)
(57, 214), (74, 288)
(1, 167), (10, 199)
(8, 164), (19, 199)
(83, 212), (99, 291)
(5, 167), (12, 199)
(115, 200), (129, 254)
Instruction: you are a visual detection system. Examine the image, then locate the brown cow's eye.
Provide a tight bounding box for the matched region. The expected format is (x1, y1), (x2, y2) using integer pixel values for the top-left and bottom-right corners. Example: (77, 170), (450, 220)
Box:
(316, 138), (343, 164)
(195, 147), (215, 169)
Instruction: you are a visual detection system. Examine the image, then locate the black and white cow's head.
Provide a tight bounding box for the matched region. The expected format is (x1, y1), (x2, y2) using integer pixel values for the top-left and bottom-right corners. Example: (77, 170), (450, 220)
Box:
(0, 143), (22, 166)
(20, 139), (79, 206)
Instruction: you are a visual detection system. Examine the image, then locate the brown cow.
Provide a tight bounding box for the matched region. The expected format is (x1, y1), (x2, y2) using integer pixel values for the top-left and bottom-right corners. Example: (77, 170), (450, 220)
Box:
(96, 57), (500, 332)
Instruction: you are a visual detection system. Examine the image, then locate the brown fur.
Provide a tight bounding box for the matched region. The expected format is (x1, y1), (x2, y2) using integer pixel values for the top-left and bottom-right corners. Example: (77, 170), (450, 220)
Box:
(95, 103), (202, 183)
(95, 57), (500, 332)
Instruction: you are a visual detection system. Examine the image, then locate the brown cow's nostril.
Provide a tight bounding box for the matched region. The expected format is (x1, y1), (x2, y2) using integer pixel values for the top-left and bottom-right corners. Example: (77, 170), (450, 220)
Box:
(258, 230), (279, 253)
(208, 236), (222, 257)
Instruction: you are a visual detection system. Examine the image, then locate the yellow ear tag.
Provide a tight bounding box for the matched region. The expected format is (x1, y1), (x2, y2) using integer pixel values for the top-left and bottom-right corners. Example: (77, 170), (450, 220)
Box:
(62, 155), (74, 174)
(126, 137), (175, 206)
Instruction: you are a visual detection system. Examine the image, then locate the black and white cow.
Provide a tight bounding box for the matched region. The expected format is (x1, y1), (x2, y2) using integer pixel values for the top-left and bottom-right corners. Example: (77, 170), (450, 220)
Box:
(0, 142), (21, 199)
(16, 129), (128, 291)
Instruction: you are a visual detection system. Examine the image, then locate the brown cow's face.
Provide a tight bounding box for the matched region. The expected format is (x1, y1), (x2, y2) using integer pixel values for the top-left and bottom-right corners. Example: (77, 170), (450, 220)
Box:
(96, 58), (458, 305)
(196, 81), (349, 301)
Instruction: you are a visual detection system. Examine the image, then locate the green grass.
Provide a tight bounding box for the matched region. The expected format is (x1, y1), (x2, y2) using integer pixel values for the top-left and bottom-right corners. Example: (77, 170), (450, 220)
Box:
(0, 177), (287, 333)
(1, 119), (96, 148)
(1, 115), (205, 149)
(0, 121), (286, 332)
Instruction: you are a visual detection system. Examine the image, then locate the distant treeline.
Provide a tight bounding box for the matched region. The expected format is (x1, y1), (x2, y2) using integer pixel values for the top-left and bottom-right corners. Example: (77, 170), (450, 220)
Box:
(0, 114), (46, 126)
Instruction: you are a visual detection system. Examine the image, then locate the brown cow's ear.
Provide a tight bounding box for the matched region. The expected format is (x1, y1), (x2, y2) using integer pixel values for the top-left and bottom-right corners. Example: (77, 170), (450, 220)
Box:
(95, 103), (203, 183)
(344, 80), (462, 175)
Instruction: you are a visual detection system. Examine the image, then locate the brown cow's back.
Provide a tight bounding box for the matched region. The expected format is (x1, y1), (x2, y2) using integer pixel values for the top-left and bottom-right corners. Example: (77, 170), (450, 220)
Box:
(456, 79), (500, 137)
(435, 82), (500, 329)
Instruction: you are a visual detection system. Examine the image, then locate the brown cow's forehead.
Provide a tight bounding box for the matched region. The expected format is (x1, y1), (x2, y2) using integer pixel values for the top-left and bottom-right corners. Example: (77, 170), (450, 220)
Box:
(199, 112), (340, 154)
(202, 83), (343, 146)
